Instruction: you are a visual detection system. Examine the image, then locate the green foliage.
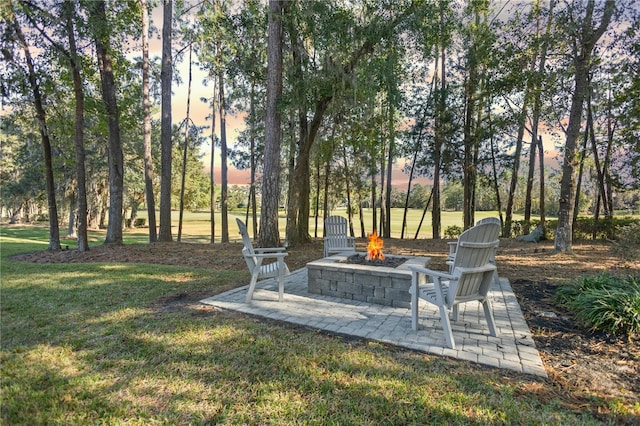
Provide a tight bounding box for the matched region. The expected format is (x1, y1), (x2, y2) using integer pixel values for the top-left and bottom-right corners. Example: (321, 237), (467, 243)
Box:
(556, 273), (640, 340)
(510, 217), (640, 241)
(612, 222), (640, 260)
(444, 225), (463, 239)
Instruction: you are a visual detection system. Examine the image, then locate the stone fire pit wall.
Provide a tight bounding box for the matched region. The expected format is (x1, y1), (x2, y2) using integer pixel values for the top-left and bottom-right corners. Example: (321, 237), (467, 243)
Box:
(306, 252), (430, 309)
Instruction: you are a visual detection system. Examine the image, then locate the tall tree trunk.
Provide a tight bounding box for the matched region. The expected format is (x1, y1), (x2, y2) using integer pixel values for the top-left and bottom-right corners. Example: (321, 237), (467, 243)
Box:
(555, 0), (614, 253)
(486, 100), (504, 225)
(209, 72), (216, 244)
(287, 98), (330, 246)
(93, 0), (124, 245)
(68, 191), (77, 238)
(314, 157), (320, 238)
(415, 187), (433, 239)
(402, 82), (432, 239)
(323, 158), (330, 229)
(284, 19), (307, 245)
(402, 148), (419, 240)
(524, 136), (537, 235)
(588, 102), (610, 215)
(371, 171), (377, 233)
(538, 136), (546, 229)
(505, 3), (541, 238)
(574, 111), (590, 224)
(12, 6), (61, 251)
(358, 198), (365, 238)
(219, 69), (229, 242)
(343, 145), (354, 238)
(379, 134), (386, 236)
(159, 0), (173, 242)
(178, 43), (193, 242)
(602, 82), (615, 220)
(285, 110), (299, 243)
(259, 0), (284, 248)
(141, 0), (157, 243)
(249, 83), (258, 239)
(65, 0), (88, 251)
(384, 100), (394, 239)
(529, 0), (555, 234)
(524, 0), (554, 233)
(462, 47), (477, 230)
(432, 40), (445, 240)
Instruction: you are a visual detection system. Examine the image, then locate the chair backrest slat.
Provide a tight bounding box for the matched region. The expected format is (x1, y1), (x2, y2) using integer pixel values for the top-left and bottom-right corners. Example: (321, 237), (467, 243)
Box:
(236, 218), (257, 269)
(447, 221), (500, 305)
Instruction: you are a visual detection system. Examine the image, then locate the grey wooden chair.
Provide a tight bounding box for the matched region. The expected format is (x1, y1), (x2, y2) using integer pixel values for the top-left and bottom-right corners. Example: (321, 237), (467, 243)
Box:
(410, 221), (500, 349)
(323, 215), (356, 258)
(448, 217), (501, 285)
(236, 218), (290, 303)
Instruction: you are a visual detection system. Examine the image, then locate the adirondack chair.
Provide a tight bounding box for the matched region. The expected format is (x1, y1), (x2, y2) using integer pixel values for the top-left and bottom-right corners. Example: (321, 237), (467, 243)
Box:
(448, 217), (501, 285)
(236, 218), (290, 303)
(323, 215), (356, 258)
(409, 221), (500, 349)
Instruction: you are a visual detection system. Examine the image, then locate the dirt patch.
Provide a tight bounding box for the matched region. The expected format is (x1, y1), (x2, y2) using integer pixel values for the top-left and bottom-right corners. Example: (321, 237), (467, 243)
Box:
(11, 236), (640, 420)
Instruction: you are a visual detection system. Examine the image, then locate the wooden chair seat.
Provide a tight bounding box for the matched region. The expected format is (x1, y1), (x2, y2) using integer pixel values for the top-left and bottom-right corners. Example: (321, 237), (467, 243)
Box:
(236, 218), (290, 303)
(410, 221), (500, 349)
(323, 215), (356, 257)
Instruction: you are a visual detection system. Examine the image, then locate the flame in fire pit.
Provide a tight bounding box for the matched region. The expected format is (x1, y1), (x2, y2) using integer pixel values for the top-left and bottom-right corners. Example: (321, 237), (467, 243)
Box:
(366, 231), (385, 261)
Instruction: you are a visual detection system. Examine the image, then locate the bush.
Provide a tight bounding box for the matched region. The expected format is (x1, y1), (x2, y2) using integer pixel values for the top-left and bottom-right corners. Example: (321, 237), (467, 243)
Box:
(612, 222), (640, 261)
(444, 225), (463, 239)
(556, 272), (640, 340)
(511, 217), (640, 241)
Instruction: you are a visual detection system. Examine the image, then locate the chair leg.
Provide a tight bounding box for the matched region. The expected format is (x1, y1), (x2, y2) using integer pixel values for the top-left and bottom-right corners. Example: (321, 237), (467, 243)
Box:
(439, 305), (456, 349)
(482, 299), (497, 337)
(245, 273), (260, 303)
(452, 305), (459, 322)
(492, 270), (501, 286)
(411, 273), (419, 331)
(277, 275), (284, 302)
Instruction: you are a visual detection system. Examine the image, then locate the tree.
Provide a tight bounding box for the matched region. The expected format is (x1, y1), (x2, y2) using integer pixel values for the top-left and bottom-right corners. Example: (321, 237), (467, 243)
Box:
(284, 1), (419, 246)
(90, 0), (124, 245)
(524, 0), (555, 236)
(258, 0), (284, 248)
(554, 0), (615, 253)
(141, 0), (157, 242)
(159, 0), (173, 242)
(8, 2), (61, 251)
(64, 0), (89, 251)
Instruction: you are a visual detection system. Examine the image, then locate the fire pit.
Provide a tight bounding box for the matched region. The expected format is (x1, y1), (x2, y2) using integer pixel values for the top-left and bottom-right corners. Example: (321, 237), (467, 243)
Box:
(307, 232), (429, 308)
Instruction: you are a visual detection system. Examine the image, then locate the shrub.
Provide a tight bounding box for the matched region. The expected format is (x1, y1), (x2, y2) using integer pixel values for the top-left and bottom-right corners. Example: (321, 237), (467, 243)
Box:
(511, 217), (640, 241)
(444, 225), (463, 239)
(612, 222), (640, 261)
(556, 272), (640, 340)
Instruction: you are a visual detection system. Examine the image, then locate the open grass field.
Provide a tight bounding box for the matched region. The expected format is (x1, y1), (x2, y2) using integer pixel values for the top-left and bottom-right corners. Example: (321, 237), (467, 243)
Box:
(122, 208), (516, 244)
(2, 216), (638, 424)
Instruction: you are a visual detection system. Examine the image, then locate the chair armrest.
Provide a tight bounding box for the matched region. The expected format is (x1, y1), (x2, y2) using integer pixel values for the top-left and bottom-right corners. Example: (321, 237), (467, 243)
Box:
(254, 247), (287, 253)
(453, 264), (496, 275)
(458, 240), (499, 249)
(408, 265), (453, 281)
(244, 252), (288, 259)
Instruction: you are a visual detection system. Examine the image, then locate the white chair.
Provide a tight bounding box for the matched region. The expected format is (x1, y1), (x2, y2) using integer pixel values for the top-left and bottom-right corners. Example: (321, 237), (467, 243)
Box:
(236, 218), (290, 303)
(323, 215), (356, 258)
(410, 221), (500, 349)
(448, 217), (501, 285)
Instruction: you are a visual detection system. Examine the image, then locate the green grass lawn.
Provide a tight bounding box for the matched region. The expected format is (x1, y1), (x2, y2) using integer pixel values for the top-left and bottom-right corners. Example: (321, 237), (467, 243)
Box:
(125, 208), (515, 244)
(0, 224), (617, 425)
